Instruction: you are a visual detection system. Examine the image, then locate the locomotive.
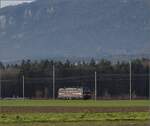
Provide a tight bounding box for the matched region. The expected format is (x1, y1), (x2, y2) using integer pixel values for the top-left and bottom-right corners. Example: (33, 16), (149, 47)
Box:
(58, 87), (91, 99)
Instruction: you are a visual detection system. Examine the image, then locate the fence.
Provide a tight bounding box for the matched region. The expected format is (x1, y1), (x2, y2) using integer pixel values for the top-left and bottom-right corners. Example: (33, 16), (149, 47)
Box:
(0, 73), (149, 100)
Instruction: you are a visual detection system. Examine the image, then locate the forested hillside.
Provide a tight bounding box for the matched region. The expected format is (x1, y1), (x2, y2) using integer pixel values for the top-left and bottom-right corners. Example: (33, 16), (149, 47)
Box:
(0, 58), (149, 99)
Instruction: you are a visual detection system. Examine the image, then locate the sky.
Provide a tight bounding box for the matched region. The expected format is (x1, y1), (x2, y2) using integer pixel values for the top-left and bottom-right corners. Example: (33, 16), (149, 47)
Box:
(0, 0), (34, 8)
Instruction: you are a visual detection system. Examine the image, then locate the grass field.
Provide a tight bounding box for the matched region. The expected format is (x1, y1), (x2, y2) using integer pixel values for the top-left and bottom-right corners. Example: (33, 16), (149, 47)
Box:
(0, 100), (150, 124)
(0, 112), (150, 123)
(0, 100), (150, 107)
(0, 121), (150, 126)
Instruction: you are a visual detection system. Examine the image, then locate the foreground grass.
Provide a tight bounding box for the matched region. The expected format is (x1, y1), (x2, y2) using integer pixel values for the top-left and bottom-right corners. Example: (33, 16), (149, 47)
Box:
(0, 121), (150, 126)
(0, 112), (149, 123)
(0, 100), (150, 107)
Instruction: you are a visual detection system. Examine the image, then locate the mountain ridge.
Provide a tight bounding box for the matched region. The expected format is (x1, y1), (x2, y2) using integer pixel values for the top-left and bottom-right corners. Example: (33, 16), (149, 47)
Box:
(0, 0), (149, 61)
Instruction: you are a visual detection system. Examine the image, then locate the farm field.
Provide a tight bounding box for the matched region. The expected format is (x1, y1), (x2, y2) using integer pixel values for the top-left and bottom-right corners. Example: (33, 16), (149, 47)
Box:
(0, 112), (150, 123)
(0, 100), (150, 124)
(0, 121), (150, 126)
(0, 100), (150, 107)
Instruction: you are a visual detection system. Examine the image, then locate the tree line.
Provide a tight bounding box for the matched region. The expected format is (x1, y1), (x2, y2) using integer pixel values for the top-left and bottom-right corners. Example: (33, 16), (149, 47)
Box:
(0, 58), (149, 99)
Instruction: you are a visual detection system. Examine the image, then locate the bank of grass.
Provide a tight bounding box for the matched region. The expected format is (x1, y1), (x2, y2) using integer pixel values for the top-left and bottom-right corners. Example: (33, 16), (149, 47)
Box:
(0, 100), (150, 107)
(0, 121), (150, 126)
(0, 112), (150, 123)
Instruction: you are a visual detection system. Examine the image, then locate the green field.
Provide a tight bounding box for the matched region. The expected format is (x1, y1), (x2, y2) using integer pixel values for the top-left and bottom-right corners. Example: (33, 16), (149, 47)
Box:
(0, 100), (150, 107)
(0, 112), (150, 123)
(0, 121), (150, 126)
(0, 100), (150, 124)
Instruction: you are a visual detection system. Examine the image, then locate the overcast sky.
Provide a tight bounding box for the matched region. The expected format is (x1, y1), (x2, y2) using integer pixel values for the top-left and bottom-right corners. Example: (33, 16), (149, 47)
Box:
(1, 0), (34, 8)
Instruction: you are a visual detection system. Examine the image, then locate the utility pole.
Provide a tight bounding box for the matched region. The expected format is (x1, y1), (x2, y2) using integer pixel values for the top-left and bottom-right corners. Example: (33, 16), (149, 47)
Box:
(149, 60), (150, 100)
(129, 61), (132, 100)
(0, 68), (1, 99)
(23, 75), (25, 99)
(95, 71), (97, 101)
(53, 64), (55, 99)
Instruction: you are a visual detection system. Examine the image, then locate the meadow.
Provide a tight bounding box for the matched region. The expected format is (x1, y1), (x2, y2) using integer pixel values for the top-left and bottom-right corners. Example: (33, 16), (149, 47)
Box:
(0, 121), (150, 126)
(0, 100), (150, 124)
(0, 99), (150, 107)
(0, 112), (150, 123)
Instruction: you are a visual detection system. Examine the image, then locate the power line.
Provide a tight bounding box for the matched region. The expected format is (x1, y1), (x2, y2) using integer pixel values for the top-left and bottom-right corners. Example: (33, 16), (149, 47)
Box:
(1, 74), (148, 82)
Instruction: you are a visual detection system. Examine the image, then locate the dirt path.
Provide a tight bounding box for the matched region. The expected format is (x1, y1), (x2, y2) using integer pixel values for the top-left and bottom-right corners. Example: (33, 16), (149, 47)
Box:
(0, 106), (149, 113)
